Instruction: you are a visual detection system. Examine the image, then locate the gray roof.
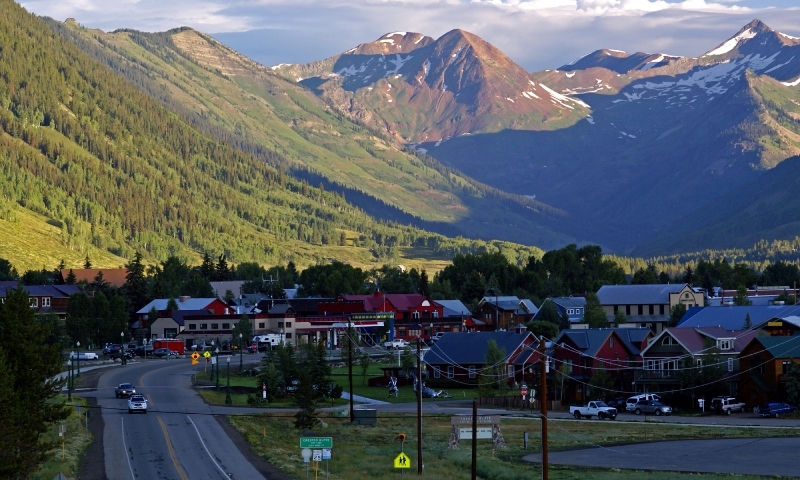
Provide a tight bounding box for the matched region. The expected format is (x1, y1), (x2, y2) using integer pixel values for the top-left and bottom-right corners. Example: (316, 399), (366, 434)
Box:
(0, 283), (81, 298)
(169, 309), (214, 326)
(596, 284), (689, 305)
(555, 327), (651, 357)
(548, 297), (587, 309)
(423, 331), (536, 366)
(677, 305), (800, 330)
(136, 298), (219, 314)
(519, 299), (539, 315)
(435, 300), (472, 317)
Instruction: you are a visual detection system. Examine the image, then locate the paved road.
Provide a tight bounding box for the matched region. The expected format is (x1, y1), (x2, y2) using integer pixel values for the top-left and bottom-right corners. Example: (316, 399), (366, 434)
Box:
(523, 437), (800, 477)
(94, 358), (268, 480)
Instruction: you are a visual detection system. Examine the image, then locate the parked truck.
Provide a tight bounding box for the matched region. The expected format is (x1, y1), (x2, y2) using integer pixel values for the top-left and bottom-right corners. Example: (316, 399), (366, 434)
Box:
(253, 334), (282, 351)
(570, 401), (618, 420)
(382, 338), (409, 349)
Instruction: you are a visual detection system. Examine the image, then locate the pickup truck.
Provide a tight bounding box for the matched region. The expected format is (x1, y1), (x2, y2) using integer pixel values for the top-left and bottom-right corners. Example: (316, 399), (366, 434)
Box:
(570, 401), (618, 420)
(711, 397), (746, 415)
(383, 339), (409, 349)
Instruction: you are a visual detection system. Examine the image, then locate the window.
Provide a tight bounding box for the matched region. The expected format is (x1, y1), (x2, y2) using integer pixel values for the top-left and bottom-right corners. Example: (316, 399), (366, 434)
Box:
(285, 333), (292, 339)
(433, 367), (441, 378)
(662, 336), (673, 345)
(568, 309), (574, 314)
(278, 322), (284, 328)
(30, 298), (38, 307)
(564, 359), (573, 373)
(728, 358), (734, 372)
(286, 322), (292, 328)
(507, 365), (515, 378)
(433, 311), (439, 318)
(783, 360), (793, 374)
(469, 366), (476, 378)
(200, 324), (208, 330)
(42, 297), (51, 307)
(189, 324), (197, 330)
(413, 311), (420, 319)
(649, 305), (654, 315)
(258, 323), (265, 329)
(718, 340), (731, 351)
(662, 360), (676, 370)
(222, 323), (230, 329)
(638, 305), (643, 315)
(659, 305), (665, 315)
(447, 366), (454, 379)
(599, 359), (604, 368)
(696, 359), (704, 368)
(625, 305), (631, 315)
(646, 359), (656, 370)
(609, 337), (614, 348)
(211, 323), (219, 330)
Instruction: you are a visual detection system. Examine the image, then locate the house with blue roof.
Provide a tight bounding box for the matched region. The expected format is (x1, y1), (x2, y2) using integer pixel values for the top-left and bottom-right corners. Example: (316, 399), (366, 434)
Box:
(552, 328), (652, 402)
(677, 305), (800, 331)
(0, 281), (82, 320)
(422, 331), (540, 386)
(533, 297), (586, 324)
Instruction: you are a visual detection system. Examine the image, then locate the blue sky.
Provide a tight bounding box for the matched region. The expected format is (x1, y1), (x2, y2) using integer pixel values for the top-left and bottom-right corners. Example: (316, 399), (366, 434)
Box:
(20, 0), (800, 71)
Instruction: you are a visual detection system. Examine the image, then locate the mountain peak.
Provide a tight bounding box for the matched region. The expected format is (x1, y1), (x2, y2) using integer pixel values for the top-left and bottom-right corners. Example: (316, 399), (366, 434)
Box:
(742, 19), (773, 34)
(703, 19), (776, 57)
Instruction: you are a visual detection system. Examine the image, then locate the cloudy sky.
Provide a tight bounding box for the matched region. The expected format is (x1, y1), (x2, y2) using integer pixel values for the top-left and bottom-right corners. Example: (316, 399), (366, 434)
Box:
(19, 0), (800, 71)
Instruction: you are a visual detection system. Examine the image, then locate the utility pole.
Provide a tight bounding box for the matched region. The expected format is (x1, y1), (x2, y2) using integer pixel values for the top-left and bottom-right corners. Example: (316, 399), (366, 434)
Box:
(471, 399), (477, 480)
(539, 340), (548, 480)
(348, 324), (354, 422)
(417, 338), (423, 475)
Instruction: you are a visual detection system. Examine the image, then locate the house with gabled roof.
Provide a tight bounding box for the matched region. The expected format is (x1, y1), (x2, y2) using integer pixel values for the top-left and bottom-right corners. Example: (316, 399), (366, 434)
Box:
(422, 331), (541, 386)
(597, 284), (704, 333)
(738, 336), (800, 408)
(0, 281), (82, 321)
(678, 305), (800, 332)
(475, 296), (537, 331)
(552, 328), (652, 402)
(344, 292), (444, 340)
(533, 297), (586, 324)
(637, 326), (756, 396)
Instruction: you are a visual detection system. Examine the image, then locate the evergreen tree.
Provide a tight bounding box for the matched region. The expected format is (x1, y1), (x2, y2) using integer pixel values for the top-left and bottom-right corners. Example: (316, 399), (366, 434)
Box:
(84, 255), (92, 269)
(669, 304), (687, 327)
(123, 252), (149, 319)
(744, 313), (752, 330)
(0, 257), (19, 280)
(613, 310), (627, 327)
(526, 321), (558, 341)
(583, 292), (608, 328)
(0, 286), (69, 478)
(733, 286), (750, 306)
(232, 315), (253, 346)
(785, 360), (800, 408)
(293, 370), (320, 430)
(65, 269), (77, 285)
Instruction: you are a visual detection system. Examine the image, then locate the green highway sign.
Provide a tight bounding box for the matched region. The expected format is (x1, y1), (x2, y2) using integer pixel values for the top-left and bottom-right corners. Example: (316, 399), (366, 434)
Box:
(300, 437), (333, 449)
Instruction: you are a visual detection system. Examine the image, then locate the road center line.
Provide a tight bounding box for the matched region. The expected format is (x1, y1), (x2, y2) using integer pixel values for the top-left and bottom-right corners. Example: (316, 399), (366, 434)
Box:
(157, 415), (189, 480)
(120, 418), (136, 480)
(187, 415), (229, 479)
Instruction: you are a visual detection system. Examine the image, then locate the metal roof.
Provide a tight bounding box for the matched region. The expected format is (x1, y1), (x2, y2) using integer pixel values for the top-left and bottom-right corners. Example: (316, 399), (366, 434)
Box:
(423, 331), (535, 365)
(435, 300), (472, 317)
(596, 284), (690, 305)
(752, 336), (800, 359)
(677, 305), (800, 330)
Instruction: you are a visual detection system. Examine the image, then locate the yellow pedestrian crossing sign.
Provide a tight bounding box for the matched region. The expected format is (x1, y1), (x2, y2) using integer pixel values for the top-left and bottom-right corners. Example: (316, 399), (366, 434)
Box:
(203, 351), (211, 358)
(394, 452), (411, 469)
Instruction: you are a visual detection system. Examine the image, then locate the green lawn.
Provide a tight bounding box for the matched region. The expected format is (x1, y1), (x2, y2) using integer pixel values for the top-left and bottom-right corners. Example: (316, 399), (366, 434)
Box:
(33, 399), (92, 480)
(228, 412), (796, 480)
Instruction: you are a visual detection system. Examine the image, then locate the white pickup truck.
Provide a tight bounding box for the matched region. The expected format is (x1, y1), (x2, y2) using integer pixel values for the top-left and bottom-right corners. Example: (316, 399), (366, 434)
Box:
(383, 339), (409, 349)
(570, 401), (618, 420)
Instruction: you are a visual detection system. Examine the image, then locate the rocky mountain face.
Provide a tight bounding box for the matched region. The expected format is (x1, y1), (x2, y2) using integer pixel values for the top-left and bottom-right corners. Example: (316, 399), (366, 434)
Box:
(274, 30), (589, 143)
(414, 19), (800, 254)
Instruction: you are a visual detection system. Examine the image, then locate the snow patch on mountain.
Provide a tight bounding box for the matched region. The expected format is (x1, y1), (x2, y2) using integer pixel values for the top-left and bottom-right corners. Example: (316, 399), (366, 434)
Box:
(765, 56), (794, 74)
(782, 76), (800, 87)
(380, 39), (396, 45)
(566, 72), (575, 78)
(449, 46), (464, 67)
(704, 29), (757, 56)
(270, 63), (292, 70)
(539, 83), (590, 109)
(386, 32), (407, 38)
(387, 54), (412, 75)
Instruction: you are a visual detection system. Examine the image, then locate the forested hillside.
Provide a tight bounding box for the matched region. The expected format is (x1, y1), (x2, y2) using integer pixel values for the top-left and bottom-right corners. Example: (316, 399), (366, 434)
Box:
(0, 0), (543, 272)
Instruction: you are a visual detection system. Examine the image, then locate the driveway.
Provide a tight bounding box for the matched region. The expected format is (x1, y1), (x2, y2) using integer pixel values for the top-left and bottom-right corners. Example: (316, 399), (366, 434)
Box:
(523, 437), (800, 476)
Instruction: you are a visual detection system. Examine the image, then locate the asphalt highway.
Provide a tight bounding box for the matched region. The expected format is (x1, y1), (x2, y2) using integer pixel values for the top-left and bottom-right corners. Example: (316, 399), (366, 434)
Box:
(96, 358), (268, 480)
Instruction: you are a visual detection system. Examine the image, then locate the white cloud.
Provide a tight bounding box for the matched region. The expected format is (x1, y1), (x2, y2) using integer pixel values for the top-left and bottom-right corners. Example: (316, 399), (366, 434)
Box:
(19, 0), (800, 71)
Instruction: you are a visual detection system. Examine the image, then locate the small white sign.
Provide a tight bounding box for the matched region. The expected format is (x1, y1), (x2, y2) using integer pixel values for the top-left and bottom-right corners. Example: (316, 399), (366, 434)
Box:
(301, 448), (312, 463)
(459, 427), (492, 440)
(211, 357), (217, 365)
(322, 448), (332, 460)
(312, 449), (322, 462)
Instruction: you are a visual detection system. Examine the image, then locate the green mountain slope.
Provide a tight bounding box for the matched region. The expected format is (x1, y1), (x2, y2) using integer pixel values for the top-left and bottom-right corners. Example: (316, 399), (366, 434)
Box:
(43, 20), (575, 250)
(0, 0), (544, 272)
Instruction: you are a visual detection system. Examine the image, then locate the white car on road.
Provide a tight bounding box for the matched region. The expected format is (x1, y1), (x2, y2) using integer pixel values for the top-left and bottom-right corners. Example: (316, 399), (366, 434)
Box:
(128, 394), (148, 414)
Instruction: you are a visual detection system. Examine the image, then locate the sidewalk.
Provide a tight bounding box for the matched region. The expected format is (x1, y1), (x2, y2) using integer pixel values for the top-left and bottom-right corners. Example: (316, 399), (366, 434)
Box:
(340, 392), (389, 405)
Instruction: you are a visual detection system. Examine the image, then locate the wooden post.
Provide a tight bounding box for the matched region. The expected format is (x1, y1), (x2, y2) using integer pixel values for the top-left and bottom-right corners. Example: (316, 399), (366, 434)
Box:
(471, 399), (477, 480)
(417, 339), (423, 475)
(539, 340), (548, 480)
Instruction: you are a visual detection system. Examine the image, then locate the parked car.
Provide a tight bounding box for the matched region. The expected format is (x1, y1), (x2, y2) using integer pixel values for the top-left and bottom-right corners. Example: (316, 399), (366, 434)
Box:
(69, 352), (99, 360)
(606, 397), (627, 411)
(102, 344), (122, 357)
(134, 345), (154, 356)
(152, 348), (176, 358)
(383, 339), (409, 349)
(711, 397), (746, 415)
(758, 402), (797, 418)
(633, 399), (672, 416)
(115, 383), (136, 398)
(570, 401), (618, 420)
(128, 394), (148, 414)
(626, 394), (660, 412)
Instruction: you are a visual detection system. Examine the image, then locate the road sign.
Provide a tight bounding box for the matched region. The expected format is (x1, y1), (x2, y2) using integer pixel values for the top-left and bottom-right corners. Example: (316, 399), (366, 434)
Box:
(301, 448), (312, 463)
(322, 448), (331, 460)
(312, 450), (322, 462)
(300, 437), (333, 449)
(191, 352), (200, 360)
(203, 351), (211, 358)
(394, 452), (411, 469)
(459, 427), (492, 440)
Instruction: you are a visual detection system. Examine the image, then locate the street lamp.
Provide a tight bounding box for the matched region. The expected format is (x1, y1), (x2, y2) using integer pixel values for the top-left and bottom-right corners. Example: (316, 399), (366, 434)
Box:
(239, 333), (243, 372)
(76, 341), (81, 377)
(279, 327), (284, 345)
(68, 351), (74, 401)
(225, 356), (232, 405)
(210, 340), (216, 382)
(215, 348), (220, 391)
(120, 332), (126, 366)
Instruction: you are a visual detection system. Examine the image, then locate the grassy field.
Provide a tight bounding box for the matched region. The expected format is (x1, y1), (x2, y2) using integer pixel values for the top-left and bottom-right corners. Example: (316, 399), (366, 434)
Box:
(228, 412), (799, 480)
(32, 399), (93, 480)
